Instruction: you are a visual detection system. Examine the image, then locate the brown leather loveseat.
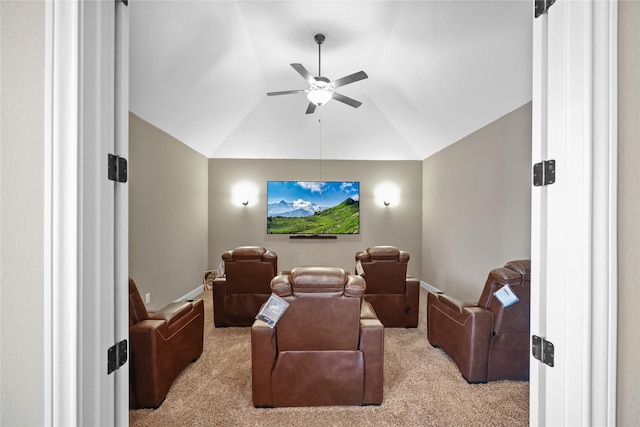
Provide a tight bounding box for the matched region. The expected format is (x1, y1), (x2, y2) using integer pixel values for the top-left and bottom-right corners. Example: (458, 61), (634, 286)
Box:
(426, 260), (531, 383)
(251, 266), (384, 407)
(355, 246), (420, 327)
(128, 278), (204, 408)
(213, 246), (278, 327)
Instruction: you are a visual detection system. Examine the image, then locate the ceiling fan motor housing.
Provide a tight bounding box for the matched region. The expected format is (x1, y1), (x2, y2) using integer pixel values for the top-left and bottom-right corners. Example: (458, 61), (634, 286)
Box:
(311, 76), (333, 90)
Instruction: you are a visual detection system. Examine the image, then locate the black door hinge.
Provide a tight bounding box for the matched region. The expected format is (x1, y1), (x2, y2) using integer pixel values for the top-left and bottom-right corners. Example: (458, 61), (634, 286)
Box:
(533, 159), (555, 186)
(108, 154), (128, 183)
(120, 0), (128, 5)
(532, 335), (554, 367)
(107, 339), (128, 374)
(535, 0), (556, 18)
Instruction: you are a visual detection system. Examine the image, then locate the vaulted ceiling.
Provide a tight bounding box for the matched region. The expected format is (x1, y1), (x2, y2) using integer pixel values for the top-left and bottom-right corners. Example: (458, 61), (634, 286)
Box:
(129, 1), (532, 161)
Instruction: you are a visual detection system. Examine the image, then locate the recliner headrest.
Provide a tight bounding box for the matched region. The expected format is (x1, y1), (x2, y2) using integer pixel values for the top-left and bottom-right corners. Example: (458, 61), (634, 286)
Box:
(271, 266), (365, 298)
(356, 246), (410, 263)
(222, 246), (277, 262)
(504, 260), (531, 280)
(290, 266), (347, 292)
(488, 267), (523, 286)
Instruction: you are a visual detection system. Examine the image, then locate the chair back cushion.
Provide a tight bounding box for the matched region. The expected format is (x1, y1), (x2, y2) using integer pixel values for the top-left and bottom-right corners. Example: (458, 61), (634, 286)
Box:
(222, 246), (277, 294)
(355, 246), (409, 294)
(129, 278), (149, 327)
(272, 350), (364, 407)
(272, 267), (365, 351)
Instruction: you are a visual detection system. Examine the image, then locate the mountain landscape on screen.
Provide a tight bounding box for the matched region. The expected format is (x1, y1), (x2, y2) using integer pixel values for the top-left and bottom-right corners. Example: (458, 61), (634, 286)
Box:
(266, 181), (360, 235)
(267, 200), (327, 218)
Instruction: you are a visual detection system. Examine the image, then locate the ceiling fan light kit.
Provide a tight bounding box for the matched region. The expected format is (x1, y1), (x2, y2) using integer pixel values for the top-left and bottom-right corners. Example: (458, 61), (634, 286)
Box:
(267, 34), (368, 114)
(306, 77), (333, 105)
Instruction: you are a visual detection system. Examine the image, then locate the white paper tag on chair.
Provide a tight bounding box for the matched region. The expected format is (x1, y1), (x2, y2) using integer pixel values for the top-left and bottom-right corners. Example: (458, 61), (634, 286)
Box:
(355, 260), (365, 276)
(256, 293), (290, 328)
(494, 284), (519, 307)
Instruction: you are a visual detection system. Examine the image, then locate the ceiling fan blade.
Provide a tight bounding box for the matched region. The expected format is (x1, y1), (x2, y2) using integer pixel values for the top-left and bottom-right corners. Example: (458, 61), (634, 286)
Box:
(332, 92), (362, 109)
(267, 90), (305, 96)
(291, 63), (317, 85)
(332, 71), (368, 89)
(305, 102), (317, 114)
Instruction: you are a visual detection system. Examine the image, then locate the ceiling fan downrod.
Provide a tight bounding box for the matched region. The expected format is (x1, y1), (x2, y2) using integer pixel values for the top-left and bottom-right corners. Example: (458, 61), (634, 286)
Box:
(315, 33), (325, 76)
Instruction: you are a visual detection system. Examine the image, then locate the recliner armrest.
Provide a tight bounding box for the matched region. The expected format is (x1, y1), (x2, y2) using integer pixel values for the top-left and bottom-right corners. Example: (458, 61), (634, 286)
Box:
(149, 300), (204, 335)
(212, 277), (227, 291)
(130, 318), (173, 345)
(405, 277), (420, 296)
(130, 319), (165, 334)
(251, 318), (277, 407)
(433, 293), (476, 314)
(358, 304), (384, 405)
(150, 301), (193, 323)
(426, 292), (493, 382)
(360, 300), (378, 320)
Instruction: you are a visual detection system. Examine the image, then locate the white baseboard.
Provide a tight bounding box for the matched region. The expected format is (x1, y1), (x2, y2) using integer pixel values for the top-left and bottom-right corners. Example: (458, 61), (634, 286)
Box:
(175, 285), (205, 302)
(420, 281), (442, 294)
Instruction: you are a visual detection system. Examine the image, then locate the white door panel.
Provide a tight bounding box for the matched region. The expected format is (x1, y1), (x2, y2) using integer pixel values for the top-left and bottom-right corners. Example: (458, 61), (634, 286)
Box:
(45, 1), (129, 425)
(114, 1), (130, 425)
(79, 1), (116, 424)
(531, 1), (617, 425)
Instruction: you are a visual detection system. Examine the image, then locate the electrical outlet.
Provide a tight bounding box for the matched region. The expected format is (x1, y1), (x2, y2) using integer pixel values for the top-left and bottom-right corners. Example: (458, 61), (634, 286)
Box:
(145, 293), (151, 305)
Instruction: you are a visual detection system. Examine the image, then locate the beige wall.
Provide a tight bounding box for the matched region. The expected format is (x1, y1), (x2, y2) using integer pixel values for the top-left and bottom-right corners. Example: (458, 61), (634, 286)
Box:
(0, 1), (45, 425)
(208, 159), (423, 277)
(421, 103), (532, 301)
(617, 1), (640, 423)
(129, 114), (209, 309)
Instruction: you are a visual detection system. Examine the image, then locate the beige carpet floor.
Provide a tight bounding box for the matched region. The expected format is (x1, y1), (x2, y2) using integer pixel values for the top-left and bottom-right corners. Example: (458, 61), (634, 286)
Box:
(130, 288), (529, 426)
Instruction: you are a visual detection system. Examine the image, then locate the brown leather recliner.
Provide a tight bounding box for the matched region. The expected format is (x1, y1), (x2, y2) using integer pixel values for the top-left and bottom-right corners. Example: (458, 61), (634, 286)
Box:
(251, 266), (384, 407)
(213, 246), (278, 327)
(355, 246), (420, 327)
(129, 278), (204, 408)
(426, 260), (531, 383)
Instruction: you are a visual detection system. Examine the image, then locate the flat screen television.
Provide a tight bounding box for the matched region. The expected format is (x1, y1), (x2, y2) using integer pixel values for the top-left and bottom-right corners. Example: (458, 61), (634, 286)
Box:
(267, 181), (360, 235)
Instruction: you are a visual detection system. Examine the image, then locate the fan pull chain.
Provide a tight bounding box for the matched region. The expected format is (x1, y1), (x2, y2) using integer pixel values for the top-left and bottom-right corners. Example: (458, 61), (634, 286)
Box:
(318, 117), (322, 180)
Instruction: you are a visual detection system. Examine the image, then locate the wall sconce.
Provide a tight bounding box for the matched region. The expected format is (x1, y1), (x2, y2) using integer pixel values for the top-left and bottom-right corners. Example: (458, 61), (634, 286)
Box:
(375, 182), (400, 208)
(231, 181), (259, 207)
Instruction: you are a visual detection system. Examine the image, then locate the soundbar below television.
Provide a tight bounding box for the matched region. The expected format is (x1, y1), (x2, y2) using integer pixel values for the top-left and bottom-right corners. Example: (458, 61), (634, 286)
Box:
(267, 181), (360, 235)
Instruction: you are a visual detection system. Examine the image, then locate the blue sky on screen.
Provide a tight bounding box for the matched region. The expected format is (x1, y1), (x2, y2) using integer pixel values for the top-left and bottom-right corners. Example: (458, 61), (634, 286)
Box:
(267, 181), (359, 207)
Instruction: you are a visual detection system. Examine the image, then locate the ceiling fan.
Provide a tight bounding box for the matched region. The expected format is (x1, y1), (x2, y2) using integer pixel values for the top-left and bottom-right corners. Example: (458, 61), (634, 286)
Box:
(267, 34), (368, 114)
